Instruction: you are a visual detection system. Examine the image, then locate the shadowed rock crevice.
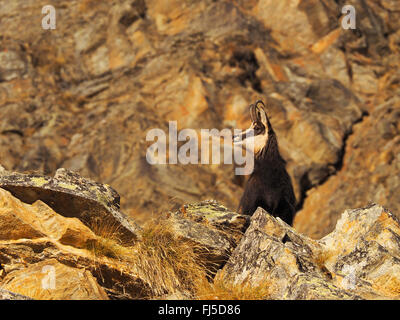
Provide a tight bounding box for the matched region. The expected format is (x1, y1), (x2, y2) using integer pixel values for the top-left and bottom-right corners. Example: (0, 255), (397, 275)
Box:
(332, 110), (370, 172)
(295, 108), (370, 212)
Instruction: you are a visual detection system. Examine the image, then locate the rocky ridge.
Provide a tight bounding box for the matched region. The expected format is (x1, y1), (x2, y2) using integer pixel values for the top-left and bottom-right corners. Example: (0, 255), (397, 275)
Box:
(1, 168), (400, 300)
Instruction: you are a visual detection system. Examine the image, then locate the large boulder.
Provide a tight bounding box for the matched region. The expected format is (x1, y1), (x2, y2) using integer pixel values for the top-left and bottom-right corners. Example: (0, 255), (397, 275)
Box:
(0, 188), (98, 248)
(0, 186), (152, 299)
(168, 200), (250, 267)
(1, 259), (109, 300)
(221, 204), (400, 299)
(0, 168), (140, 242)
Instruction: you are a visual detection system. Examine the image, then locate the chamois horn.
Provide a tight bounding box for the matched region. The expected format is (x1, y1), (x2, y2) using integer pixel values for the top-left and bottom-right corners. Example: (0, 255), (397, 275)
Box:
(249, 104), (257, 122)
(254, 100), (272, 132)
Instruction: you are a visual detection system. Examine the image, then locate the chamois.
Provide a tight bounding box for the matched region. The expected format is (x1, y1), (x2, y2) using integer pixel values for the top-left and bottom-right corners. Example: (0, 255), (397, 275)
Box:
(233, 100), (296, 225)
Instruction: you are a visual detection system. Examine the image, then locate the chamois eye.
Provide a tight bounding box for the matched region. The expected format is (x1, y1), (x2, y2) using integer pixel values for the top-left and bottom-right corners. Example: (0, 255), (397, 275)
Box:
(254, 123), (263, 133)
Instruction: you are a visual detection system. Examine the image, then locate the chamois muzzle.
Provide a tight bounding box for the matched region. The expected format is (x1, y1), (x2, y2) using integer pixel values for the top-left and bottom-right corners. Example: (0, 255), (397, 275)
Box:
(233, 128), (254, 144)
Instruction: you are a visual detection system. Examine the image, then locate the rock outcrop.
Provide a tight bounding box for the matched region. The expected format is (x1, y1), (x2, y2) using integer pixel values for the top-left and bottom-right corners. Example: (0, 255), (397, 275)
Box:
(1, 259), (109, 300)
(168, 200), (249, 268)
(0, 167), (140, 242)
(0, 176), (152, 300)
(0, 187), (98, 248)
(222, 204), (400, 299)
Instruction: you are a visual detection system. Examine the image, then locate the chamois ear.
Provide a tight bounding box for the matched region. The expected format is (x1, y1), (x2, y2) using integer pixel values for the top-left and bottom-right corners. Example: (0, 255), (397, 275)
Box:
(254, 101), (267, 125)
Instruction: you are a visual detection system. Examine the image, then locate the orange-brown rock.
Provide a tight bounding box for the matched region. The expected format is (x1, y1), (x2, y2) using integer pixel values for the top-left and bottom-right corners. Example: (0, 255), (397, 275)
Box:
(1, 259), (109, 300)
(222, 204), (400, 299)
(0, 188), (98, 247)
(0, 186), (152, 300)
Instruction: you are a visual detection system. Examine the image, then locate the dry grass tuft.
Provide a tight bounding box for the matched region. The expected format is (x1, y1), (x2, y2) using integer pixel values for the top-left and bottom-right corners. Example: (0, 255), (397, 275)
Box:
(86, 217), (133, 259)
(195, 271), (272, 300)
(131, 218), (212, 298)
(84, 215), (213, 298)
(88, 236), (133, 260)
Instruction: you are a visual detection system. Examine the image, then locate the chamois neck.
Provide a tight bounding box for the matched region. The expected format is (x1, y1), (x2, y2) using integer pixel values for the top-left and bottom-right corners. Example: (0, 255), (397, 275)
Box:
(253, 132), (286, 173)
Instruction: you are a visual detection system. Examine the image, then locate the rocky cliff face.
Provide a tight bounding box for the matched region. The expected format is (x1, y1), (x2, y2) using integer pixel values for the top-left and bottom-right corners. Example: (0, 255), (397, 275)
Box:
(1, 0), (399, 237)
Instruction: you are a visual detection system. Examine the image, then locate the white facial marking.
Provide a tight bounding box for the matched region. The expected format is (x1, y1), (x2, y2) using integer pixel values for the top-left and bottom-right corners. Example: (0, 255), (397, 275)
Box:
(253, 132), (268, 154)
(233, 123), (268, 155)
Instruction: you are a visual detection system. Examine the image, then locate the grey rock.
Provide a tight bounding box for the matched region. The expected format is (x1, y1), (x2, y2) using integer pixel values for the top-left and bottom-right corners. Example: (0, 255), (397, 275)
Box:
(221, 204), (400, 299)
(0, 288), (32, 300)
(169, 200), (250, 268)
(0, 50), (26, 81)
(0, 168), (140, 242)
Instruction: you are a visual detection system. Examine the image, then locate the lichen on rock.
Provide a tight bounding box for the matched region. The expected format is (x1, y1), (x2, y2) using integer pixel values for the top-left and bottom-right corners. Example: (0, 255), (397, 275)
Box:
(0, 168), (140, 242)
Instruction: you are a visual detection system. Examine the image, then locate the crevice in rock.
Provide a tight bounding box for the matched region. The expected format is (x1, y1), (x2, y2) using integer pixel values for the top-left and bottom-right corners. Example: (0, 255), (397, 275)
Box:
(295, 109), (370, 213)
(334, 110), (369, 172)
(229, 49), (263, 93)
(282, 233), (291, 244)
(296, 174), (312, 212)
(119, 0), (147, 28)
(1, 129), (24, 137)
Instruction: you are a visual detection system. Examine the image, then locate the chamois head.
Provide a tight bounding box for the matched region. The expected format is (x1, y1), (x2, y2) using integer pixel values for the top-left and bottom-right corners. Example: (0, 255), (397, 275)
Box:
(233, 100), (273, 156)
